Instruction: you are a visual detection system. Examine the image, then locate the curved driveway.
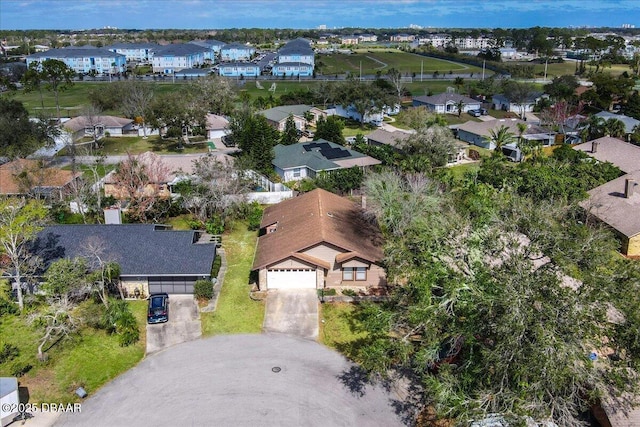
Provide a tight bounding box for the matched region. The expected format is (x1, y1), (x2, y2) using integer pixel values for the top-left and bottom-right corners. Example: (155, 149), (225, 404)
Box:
(55, 334), (406, 427)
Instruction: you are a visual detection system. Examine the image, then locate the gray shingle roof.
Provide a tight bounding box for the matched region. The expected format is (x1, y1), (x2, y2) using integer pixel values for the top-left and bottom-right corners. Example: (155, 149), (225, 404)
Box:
(278, 38), (314, 55)
(594, 112), (640, 134)
(189, 39), (226, 48)
(154, 43), (208, 57)
(34, 224), (215, 277)
(27, 48), (125, 59)
(104, 42), (159, 49)
(273, 139), (371, 171)
(222, 43), (254, 50)
(260, 105), (313, 123)
(573, 136), (640, 174)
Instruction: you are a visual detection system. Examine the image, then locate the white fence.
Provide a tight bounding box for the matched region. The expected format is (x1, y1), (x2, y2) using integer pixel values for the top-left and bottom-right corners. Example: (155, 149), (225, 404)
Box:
(247, 191), (294, 204)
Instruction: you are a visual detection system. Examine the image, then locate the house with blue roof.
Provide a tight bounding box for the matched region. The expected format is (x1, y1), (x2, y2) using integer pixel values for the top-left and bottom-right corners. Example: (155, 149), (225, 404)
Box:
(26, 48), (126, 76)
(273, 140), (381, 182)
(272, 38), (315, 77)
(218, 62), (260, 78)
(220, 43), (255, 62)
(151, 43), (209, 74)
(104, 42), (159, 63)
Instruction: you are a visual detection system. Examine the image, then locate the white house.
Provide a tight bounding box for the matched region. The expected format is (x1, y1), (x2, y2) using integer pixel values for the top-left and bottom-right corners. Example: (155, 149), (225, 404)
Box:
(492, 92), (544, 115)
(412, 93), (481, 114)
(205, 114), (230, 140)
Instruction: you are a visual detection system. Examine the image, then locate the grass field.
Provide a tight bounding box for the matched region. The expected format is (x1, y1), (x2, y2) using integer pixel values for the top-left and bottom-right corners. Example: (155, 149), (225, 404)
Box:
(0, 300), (146, 403)
(201, 222), (265, 335)
(319, 302), (366, 360)
(513, 60), (633, 79)
(317, 51), (485, 76)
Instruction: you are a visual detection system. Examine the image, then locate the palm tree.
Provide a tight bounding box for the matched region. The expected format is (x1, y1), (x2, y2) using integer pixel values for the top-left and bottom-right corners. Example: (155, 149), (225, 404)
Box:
(586, 116), (606, 140)
(516, 122), (530, 161)
(454, 77), (464, 93)
(603, 118), (626, 138)
(456, 100), (465, 117)
(486, 125), (515, 157)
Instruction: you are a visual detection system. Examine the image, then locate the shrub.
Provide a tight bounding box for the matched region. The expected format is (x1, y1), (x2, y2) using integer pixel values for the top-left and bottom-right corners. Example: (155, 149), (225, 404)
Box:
(341, 289), (357, 297)
(194, 279), (214, 300)
(318, 288), (336, 298)
(0, 298), (18, 317)
(11, 363), (32, 377)
(103, 299), (140, 347)
(246, 202), (263, 231)
(0, 342), (19, 364)
(205, 214), (225, 235)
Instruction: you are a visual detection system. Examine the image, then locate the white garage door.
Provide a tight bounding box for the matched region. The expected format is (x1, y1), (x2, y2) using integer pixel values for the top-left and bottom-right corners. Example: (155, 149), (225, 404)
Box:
(267, 269), (316, 290)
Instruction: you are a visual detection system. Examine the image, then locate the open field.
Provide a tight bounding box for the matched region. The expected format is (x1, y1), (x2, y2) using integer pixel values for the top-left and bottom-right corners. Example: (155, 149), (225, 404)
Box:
(512, 60), (634, 78)
(317, 51), (485, 76)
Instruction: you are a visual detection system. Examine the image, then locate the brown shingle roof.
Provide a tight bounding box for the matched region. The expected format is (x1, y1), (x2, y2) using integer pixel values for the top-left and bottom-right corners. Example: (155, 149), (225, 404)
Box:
(0, 159), (80, 195)
(63, 115), (133, 133)
(253, 189), (384, 270)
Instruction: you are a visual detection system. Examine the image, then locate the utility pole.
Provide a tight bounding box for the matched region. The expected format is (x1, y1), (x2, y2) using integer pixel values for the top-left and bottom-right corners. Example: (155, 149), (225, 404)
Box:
(482, 60), (485, 80)
(359, 61), (362, 81)
(421, 60), (423, 82)
(544, 58), (548, 82)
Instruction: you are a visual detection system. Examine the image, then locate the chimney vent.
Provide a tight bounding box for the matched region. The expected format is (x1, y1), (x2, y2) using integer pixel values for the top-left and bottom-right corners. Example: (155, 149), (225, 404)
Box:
(592, 140), (598, 153)
(624, 179), (636, 198)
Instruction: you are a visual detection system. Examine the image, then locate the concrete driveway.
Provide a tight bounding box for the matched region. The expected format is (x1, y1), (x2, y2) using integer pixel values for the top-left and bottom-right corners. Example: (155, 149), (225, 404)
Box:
(54, 335), (407, 427)
(263, 289), (319, 340)
(146, 295), (201, 354)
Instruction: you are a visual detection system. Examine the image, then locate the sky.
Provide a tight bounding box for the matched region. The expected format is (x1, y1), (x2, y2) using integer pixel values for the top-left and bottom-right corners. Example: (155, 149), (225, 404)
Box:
(0, 0), (639, 30)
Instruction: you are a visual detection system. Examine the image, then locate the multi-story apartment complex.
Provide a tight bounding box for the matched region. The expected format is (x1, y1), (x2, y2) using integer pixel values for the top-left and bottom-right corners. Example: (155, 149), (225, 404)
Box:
(104, 42), (158, 63)
(219, 43), (255, 62)
(151, 43), (209, 74)
(26, 47), (126, 75)
(272, 38), (314, 77)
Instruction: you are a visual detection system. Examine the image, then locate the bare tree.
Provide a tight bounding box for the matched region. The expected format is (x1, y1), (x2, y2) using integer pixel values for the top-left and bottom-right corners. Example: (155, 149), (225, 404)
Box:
(82, 236), (122, 305)
(80, 104), (104, 149)
(0, 198), (48, 311)
(187, 75), (236, 116)
(386, 68), (405, 104)
(29, 300), (77, 361)
(111, 152), (170, 221)
(120, 81), (155, 139)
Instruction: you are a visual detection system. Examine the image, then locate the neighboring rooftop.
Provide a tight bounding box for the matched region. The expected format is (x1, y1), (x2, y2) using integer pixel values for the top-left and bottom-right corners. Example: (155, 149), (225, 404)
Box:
(273, 140), (381, 171)
(153, 43), (209, 56)
(35, 224), (216, 276)
(0, 159), (80, 195)
(278, 38), (314, 55)
(413, 93), (478, 105)
(493, 92), (544, 104)
(63, 115), (133, 133)
(457, 118), (549, 138)
(27, 47), (125, 59)
(594, 111), (640, 134)
(573, 136), (640, 174)
(104, 42), (159, 49)
(189, 39), (226, 48)
(579, 170), (640, 239)
(260, 105), (315, 123)
(253, 189), (383, 270)
(365, 128), (412, 148)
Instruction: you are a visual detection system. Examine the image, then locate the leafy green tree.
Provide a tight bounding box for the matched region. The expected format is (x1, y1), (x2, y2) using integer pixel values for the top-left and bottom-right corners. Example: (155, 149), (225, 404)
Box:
(0, 199), (48, 311)
(544, 75), (579, 101)
(0, 98), (57, 159)
(315, 167), (364, 194)
(337, 78), (392, 128)
(453, 77), (464, 93)
(40, 59), (75, 121)
(314, 115), (346, 145)
(42, 258), (88, 305)
(21, 61), (46, 110)
(398, 106), (447, 130)
(501, 80), (537, 119)
(120, 80), (155, 139)
(280, 114), (299, 145)
(589, 73), (634, 110)
(622, 90), (640, 120)
(149, 91), (207, 141)
(603, 118), (626, 138)
(400, 125), (456, 170)
(230, 111), (278, 175)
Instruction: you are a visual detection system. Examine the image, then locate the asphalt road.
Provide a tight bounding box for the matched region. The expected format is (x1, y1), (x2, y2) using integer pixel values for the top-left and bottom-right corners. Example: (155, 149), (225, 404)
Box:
(54, 334), (407, 427)
(263, 289), (319, 340)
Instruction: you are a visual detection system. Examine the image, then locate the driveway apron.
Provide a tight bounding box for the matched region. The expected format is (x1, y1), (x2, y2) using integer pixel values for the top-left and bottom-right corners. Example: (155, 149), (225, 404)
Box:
(146, 295), (201, 354)
(263, 289), (319, 340)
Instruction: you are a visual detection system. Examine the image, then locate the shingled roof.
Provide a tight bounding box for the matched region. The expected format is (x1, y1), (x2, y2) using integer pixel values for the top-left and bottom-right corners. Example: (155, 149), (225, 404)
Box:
(35, 224), (216, 277)
(573, 137), (640, 174)
(253, 189), (384, 270)
(0, 159), (80, 195)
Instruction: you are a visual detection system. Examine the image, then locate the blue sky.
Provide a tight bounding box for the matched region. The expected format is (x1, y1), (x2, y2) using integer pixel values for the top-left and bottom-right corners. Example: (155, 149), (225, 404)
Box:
(1, 0), (639, 30)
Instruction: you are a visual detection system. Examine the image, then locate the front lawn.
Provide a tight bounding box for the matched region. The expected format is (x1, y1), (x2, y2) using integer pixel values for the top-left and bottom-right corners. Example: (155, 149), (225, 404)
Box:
(0, 300), (146, 403)
(319, 302), (367, 360)
(98, 136), (210, 155)
(201, 222), (265, 335)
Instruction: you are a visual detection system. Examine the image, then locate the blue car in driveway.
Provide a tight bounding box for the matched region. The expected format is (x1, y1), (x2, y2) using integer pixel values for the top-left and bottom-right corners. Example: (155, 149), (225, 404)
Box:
(147, 293), (169, 324)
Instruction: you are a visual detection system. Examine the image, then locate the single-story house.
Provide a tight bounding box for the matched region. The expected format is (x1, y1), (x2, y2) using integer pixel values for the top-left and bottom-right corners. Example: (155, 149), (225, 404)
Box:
(574, 137), (640, 256)
(365, 128), (412, 151)
(205, 114), (230, 140)
(103, 152), (233, 200)
(412, 93), (481, 114)
(63, 115), (135, 142)
(260, 104), (326, 131)
(252, 188), (386, 291)
(580, 170), (640, 257)
(327, 104), (397, 127)
(0, 159), (81, 200)
(34, 224), (216, 296)
(594, 111), (640, 136)
(573, 136), (640, 174)
(456, 118), (555, 150)
(492, 92), (544, 115)
(273, 140), (381, 182)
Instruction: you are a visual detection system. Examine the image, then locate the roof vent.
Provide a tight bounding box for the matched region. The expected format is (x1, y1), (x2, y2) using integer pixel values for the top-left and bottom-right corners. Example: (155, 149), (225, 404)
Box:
(327, 212), (334, 218)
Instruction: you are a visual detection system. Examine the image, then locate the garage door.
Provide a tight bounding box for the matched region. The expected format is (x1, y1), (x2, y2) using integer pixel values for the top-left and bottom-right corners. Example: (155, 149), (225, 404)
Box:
(148, 276), (198, 294)
(267, 269), (316, 290)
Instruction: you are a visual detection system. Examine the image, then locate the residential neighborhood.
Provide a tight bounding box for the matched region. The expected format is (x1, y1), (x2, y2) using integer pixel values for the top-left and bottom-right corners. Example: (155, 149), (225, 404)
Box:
(2, 2), (640, 427)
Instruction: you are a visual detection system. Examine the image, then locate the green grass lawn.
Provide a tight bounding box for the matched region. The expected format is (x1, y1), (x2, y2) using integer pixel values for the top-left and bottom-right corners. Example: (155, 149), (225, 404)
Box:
(0, 300), (146, 403)
(513, 61), (632, 79)
(165, 214), (196, 231)
(96, 136), (209, 155)
(60, 163), (116, 181)
(201, 222), (265, 335)
(317, 51), (484, 76)
(319, 302), (367, 360)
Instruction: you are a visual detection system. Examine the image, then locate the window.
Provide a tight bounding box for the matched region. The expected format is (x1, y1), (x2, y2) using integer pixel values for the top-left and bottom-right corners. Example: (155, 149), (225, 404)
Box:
(342, 267), (354, 281)
(355, 267), (367, 281)
(293, 168), (301, 178)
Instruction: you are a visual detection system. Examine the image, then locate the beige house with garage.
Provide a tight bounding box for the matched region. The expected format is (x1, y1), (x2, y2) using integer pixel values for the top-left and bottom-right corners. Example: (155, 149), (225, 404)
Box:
(252, 189), (387, 291)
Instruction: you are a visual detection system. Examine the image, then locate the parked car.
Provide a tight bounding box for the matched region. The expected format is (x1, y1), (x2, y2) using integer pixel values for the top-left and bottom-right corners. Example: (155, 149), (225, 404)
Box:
(302, 129), (314, 138)
(468, 109), (481, 117)
(147, 293), (169, 324)
(480, 108), (488, 115)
